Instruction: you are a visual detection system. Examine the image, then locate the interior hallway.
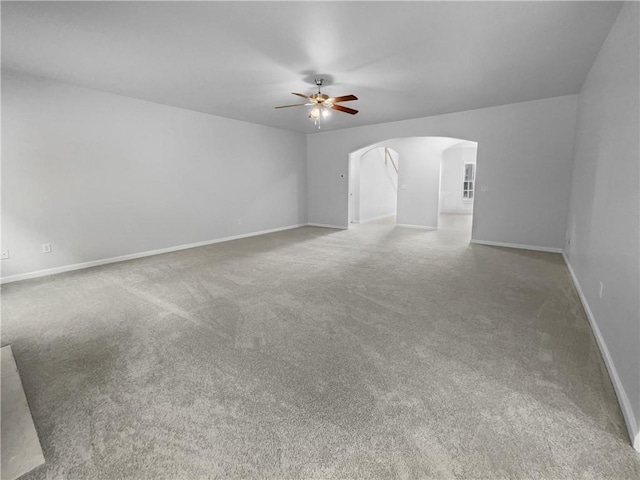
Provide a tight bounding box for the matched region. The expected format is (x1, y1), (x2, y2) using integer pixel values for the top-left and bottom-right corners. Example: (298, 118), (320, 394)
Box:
(2, 217), (639, 479)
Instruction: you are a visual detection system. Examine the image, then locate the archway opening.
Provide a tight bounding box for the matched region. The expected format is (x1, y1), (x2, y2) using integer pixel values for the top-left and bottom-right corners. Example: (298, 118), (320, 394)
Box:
(438, 140), (479, 238)
(348, 136), (478, 238)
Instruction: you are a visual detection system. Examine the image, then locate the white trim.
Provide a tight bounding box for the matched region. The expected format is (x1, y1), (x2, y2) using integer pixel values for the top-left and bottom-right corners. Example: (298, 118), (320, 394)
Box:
(470, 239), (563, 253)
(395, 223), (437, 230)
(0, 224), (306, 284)
(358, 213), (396, 224)
(562, 252), (640, 452)
(306, 223), (348, 230)
(440, 210), (474, 215)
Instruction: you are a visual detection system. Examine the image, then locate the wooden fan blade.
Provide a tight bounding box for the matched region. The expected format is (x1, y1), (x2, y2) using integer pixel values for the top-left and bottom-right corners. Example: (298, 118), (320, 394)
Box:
(291, 92), (311, 100)
(331, 104), (358, 115)
(330, 95), (358, 103)
(274, 103), (308, 109)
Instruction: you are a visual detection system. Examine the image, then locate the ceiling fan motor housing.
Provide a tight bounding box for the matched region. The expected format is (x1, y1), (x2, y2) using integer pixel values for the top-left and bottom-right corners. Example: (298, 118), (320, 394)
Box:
(311, 93), (330, 104)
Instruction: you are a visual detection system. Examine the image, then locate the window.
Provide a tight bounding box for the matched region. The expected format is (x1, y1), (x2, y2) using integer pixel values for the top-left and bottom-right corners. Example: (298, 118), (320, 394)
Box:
(463, 163), (475, 199)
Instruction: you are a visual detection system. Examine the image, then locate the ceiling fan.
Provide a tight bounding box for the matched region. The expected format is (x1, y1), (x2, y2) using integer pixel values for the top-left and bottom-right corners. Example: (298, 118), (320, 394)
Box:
(275, 78), (358, 126)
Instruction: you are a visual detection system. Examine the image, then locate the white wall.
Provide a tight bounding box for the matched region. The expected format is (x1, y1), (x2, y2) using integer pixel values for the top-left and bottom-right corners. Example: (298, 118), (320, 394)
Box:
(393, 138), (441, 228)
(356, 147), (397, 223)
(440, 145), (477, 214)
(348, 152), (361, 225)
(1, 72), (307, 280)
(307, 95), (577, 250)
(392, 137), (462, 228)
(564, 2), (640, 451)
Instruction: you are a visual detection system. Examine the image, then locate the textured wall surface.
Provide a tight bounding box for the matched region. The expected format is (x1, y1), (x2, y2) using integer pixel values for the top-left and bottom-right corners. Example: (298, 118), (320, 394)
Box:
(564, 1), (640, 449)
(2, 72), (307, 279)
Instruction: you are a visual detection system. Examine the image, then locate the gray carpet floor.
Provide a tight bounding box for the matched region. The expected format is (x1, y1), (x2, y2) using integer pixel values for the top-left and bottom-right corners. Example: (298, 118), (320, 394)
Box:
(2, 215), (639, 479)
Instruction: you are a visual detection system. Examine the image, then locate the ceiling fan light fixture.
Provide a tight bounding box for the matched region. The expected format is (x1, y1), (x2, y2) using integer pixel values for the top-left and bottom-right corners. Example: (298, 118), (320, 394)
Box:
(275, 77), (358, 128)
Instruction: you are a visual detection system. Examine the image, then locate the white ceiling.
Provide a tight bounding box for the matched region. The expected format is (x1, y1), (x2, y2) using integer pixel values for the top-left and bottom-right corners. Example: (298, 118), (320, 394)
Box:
(1, 1), (621, 134)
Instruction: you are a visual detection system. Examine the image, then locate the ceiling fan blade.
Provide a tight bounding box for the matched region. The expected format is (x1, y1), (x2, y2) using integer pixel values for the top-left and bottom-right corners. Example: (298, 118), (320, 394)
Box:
(274, 103), (308, 109)
(331, 104), (358, 115)
(330, 95), (358, 103)
(291, 92), (311, 100)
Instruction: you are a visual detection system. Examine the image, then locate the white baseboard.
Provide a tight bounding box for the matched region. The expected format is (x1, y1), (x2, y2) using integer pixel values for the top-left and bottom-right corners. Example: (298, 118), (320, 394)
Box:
(358, 213), (396, 224)
(562, 252), (639, 452)
(306, 223), (348, 230)
(395, 223), (437, 230)
(0, 224), (306, 284)
(470, 239), (563, 253)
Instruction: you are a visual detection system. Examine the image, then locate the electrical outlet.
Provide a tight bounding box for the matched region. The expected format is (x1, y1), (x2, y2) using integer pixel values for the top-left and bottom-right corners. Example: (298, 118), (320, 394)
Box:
(598, 282), (604, 299)
(42, 243), (52, 254)
(1, 249), (9, 260)
(481, 185), (489, 192)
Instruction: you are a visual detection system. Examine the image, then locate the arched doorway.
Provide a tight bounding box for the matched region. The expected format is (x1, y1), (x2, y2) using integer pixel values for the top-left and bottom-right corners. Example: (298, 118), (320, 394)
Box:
(348, 136), (478, 236)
